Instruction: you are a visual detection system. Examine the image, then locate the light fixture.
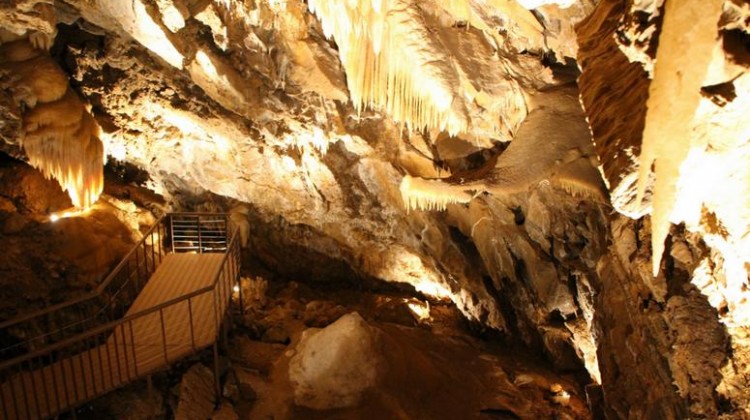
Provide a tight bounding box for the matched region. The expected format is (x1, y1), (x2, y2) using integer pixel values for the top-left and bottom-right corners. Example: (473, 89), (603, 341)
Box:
(48, 207), (92, 223)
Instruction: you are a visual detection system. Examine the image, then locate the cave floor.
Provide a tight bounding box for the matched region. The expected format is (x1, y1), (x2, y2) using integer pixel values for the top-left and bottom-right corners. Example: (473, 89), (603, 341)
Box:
(80, 274), (593, 419)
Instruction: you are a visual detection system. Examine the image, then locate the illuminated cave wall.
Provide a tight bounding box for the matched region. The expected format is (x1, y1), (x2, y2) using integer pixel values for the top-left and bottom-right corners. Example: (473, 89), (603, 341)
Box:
(1, 12), (104, 209)
(1, 0), (750, 417)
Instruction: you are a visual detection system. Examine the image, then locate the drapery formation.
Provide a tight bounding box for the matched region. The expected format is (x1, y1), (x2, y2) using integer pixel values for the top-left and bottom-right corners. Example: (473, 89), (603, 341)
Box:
(1, 38), (103, 209)
(307, 0), (469, 136)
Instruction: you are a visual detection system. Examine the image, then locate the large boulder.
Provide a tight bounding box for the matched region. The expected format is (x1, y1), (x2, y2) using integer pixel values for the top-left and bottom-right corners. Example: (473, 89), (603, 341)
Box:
(288, 312), (384, 409)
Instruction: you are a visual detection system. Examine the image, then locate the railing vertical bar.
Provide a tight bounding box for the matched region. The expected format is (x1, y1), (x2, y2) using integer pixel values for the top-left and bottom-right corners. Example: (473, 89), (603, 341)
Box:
(213, 286), (220, 340)
(1, 379), (9, 420)
(212, 342), (221, 402)
(24, 359), (41, 413)
(87, 340), (97, 395)
(119, 326), (130, 380)
(34, 358), (52, 417)
(96, 338), (106, 392)
(77, 349), (88, 401)
(65, 355), (78, 409)
(218, 269), (224, 314)
(112, 326), (122, 385)
(8, 368), (20, 420)
(1, 382), (9, 420)
(136, 246), (142, 295)
(125, 260), (131, 305)
(57, 356), (71, 411)
(128, 320), (138, 378)
(21, 364), (32, 419)
(27, 360), (40, 419)
(104, 336), (115, 389)
(160, 308), (168, 364)
(151, 230), (157, 275)
(18, 369), (31, 420)
(188, 298), (196, 352)
(39, 358), (51, 417)
(170, 215), (175, 253)
(156, 224), (162, 262)
(198, 216), (203, 254)
(49, 353), (60, 415)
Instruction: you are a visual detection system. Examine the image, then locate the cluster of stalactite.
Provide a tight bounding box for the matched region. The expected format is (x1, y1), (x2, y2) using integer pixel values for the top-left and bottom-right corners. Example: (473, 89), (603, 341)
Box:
(0, 38), (103, 209)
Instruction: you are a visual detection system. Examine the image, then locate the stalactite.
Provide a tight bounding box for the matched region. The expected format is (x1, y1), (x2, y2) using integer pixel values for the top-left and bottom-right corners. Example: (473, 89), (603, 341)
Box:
(307, 0), (468, 136)
(1, 38), (104, 209)
(23, 111), (104, 209)
(635, 0), (724, 276)
(399, 88), (607, 212)
(400, 174), (473, 212)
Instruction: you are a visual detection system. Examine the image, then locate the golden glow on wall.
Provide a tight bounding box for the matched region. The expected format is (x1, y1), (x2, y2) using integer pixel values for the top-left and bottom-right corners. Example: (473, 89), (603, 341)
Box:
(307, 0), (468, 135)
(23, 110), (105, 209)
(1, 39), (104, 210)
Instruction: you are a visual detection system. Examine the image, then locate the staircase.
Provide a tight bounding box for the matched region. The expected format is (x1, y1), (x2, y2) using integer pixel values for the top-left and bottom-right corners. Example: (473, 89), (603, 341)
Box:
(0, 213), (242, 419)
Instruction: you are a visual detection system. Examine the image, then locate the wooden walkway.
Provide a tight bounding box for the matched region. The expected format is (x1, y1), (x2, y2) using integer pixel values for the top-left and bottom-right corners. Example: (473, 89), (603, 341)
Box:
(0, 253), (228, 419)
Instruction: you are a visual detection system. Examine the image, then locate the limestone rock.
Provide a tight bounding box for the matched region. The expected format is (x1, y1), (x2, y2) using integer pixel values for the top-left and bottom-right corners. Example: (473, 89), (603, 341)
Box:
(174, 364), (216, 420)
(288, 312), (383, 409)
(576, 0), (655, 218)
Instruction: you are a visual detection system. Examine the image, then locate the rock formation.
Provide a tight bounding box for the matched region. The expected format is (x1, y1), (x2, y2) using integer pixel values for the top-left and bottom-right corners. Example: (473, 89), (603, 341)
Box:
(1, 0), (749, 417)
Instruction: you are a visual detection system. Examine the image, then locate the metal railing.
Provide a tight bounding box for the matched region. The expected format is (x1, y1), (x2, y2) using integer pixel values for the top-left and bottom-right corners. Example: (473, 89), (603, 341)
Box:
(0, 213), (241, 419)
(170, 213), (228, 253)
(0, 215), (169, 360)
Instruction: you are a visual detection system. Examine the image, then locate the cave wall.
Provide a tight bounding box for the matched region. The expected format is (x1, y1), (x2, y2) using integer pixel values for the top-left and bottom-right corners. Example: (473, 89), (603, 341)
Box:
(2, 0), (750, 417)
(577, 0), (750, 416)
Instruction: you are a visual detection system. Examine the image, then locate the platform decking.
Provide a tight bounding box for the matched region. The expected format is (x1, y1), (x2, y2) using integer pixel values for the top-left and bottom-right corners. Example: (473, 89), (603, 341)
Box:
(0, 252), (232, 420)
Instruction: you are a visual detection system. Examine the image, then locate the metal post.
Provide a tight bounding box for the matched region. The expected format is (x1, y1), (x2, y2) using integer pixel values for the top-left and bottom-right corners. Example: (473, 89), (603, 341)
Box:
(198, 216), (203, 254)
(49, 353), (61, 413)
(188, 298), (196, 351)
(119, 326), (130, 380)
(238, 278), (244, 316)
(160, 308), (169, 364)
(170, 215), (175, 253)
(129, 320), (138, 377)
(77, 350), (88, 401)
(65, 356), (79, 406)
(212, 342), (221, 405)
(1, 380), (9, 420)
(151, 229), (157, 275)
(27, 360), (40, 419)
(112, 327), (122, 385)
(87, 342), (98, 395)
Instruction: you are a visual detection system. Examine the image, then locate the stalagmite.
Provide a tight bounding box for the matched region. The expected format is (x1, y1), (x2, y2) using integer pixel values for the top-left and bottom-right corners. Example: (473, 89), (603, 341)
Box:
(1, 38), (104, 209)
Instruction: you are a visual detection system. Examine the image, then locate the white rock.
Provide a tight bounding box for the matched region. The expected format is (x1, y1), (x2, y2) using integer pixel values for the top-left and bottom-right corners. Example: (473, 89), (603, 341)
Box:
(288, 312), (383, 410)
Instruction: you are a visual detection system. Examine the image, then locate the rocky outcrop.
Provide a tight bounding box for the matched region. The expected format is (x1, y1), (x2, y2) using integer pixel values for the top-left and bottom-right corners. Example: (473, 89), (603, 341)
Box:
(576, 0), (658, 218)
(288, 312), (383, 409)
(577, 0), (750, 416)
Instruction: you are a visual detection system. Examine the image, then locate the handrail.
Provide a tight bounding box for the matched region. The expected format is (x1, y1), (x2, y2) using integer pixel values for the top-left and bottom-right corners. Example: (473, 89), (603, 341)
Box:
(0, 214), (241, 420)
(0, 215), (167, 330)
(0, 225), (239, 371)
(0, 213), (230, 358)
